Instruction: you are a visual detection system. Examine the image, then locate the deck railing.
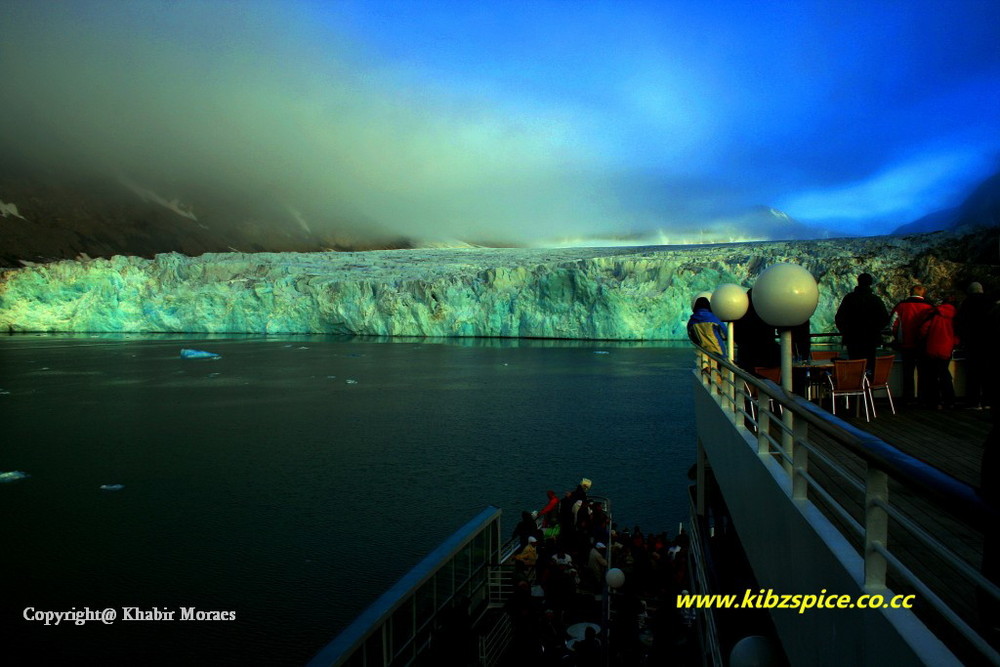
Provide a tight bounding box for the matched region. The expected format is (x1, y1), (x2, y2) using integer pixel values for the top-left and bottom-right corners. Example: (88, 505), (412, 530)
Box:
(694, 347), (999, 665)
(308, 506), (504, 667)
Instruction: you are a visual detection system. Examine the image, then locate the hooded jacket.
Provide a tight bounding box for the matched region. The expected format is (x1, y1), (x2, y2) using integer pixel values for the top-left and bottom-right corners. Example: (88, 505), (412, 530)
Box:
(687, 308), (727, 356)
(890, 296), (934, 350)
(920, 303), (959, 360)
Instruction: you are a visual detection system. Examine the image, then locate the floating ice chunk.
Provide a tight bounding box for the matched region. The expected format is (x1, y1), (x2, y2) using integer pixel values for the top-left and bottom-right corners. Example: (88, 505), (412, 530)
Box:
(180, 348), (221, 360)
(99, 484), (125, 491)
(1, 199), (25, 219)
(345, 379), (358, 384)
(593, 350), (610, 355)
(0, 471), (29, 483)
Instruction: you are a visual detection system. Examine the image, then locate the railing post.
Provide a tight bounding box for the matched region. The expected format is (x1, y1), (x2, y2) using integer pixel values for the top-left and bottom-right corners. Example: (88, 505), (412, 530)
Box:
(734, 373), (745, 424)
(792, 417), (808, 500)
(864, 467), (889, 590)
(725, 322), (736, 420)
(757, 402), (770, 456)
(696, 437), (707, 517)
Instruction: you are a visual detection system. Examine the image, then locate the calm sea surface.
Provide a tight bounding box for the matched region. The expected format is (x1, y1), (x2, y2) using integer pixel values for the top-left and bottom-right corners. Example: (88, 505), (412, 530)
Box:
(1, 334), (696, 664)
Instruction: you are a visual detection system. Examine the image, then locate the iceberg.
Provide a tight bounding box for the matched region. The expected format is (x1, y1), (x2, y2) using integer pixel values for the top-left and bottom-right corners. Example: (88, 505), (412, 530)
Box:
(180, 348), (221, 359)
(0, 471), (29, 483)
(0, 233), (978, 340)
(99, 484), (125, 491)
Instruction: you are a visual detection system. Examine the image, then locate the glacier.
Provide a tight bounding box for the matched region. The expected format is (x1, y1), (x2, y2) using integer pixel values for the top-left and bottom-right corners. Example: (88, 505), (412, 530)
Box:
(0, 235), (957, 339)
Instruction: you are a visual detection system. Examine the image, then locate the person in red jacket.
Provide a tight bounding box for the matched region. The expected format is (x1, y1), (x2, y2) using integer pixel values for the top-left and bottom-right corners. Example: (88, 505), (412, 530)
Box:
(919, 294), (959, 409)
(890, 285), (935, 403)
(537, 490), (560, 527)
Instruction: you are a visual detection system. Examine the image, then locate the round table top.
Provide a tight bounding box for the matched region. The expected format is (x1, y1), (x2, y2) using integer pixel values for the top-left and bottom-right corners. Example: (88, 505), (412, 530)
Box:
(566, 622), (601, 640)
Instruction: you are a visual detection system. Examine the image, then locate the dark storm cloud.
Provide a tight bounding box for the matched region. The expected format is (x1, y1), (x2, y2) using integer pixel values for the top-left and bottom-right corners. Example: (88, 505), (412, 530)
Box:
(2, 1), (999, 244)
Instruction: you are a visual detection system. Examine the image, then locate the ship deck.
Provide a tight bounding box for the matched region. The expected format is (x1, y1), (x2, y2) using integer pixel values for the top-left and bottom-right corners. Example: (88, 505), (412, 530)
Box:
(803, 399), (994, 661)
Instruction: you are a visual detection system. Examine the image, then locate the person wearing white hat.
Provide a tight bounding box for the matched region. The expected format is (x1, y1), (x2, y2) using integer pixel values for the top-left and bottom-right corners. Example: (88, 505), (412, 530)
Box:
(588, 541), (608, 584)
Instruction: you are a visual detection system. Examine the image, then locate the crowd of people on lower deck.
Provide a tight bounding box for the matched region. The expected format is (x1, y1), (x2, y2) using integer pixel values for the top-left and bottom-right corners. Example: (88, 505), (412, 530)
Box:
(501, 479), (697, 666)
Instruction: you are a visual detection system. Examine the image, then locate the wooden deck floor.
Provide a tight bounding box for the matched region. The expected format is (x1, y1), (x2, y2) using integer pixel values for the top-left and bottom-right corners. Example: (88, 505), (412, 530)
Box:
(796, 398), (995, 663)
(844, 400), (991, 488)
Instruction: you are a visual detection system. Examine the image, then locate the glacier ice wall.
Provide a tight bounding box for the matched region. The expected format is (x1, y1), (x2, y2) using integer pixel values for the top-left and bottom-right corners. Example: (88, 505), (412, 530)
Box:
(0, 236), (942, 339)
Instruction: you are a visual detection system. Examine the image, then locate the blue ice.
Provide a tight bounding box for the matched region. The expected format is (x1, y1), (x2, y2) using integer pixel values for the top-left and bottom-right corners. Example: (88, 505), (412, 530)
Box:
(180, 348), (221, 359)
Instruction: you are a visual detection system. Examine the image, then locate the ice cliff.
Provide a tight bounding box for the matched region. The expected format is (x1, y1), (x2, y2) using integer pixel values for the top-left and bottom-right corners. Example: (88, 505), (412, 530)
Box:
(0, 234), (972, 339)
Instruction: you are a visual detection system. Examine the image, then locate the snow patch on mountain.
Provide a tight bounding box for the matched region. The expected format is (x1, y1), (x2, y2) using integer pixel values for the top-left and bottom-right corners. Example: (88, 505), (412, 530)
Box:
(1, 200), (25, 219)
(119, 177), (198, 221)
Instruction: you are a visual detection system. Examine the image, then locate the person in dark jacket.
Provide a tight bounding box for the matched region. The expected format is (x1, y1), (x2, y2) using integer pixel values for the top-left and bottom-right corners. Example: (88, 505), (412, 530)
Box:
(687, 297), (726, 356)
(512, 511), (540, 552)
(835, 273), (889, 373)
(890, 285), (935, 403)
(734, 288), (780, 372)
(919, 294), (959, 409)
(955, 282), (991, 409)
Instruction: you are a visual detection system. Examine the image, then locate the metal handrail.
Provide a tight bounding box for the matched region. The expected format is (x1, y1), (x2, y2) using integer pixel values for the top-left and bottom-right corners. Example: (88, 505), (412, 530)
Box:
(702, 348), (996, 528)
(694, 346), (1000, 664)
(308, 506), (503, 667)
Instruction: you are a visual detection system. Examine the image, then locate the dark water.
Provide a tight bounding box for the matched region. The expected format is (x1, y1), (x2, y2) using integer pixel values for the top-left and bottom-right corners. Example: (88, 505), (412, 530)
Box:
(0, 334), (696, 664)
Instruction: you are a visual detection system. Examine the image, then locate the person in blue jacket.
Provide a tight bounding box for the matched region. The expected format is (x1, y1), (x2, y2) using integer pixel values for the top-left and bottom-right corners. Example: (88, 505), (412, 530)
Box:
(687, 297), (727, 356)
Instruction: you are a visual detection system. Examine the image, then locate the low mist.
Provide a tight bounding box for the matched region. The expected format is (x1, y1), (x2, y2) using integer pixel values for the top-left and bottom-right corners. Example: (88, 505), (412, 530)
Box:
(0, 2), (631, 245)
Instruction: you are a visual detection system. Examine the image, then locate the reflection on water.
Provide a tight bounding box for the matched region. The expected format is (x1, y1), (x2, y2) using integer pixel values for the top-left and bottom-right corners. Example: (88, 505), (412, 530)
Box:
(1, 334), (696, 664)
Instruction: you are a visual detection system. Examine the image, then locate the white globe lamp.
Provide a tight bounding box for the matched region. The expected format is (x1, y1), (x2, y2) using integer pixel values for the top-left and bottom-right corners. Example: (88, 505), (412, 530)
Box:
(752, 263), (819, 392)
(752, 264), (818, 327)
(605, 568), (625, 589)
(729, 635), (777, 667)
(712, 283), (749, 362)
(711, 283), (749, 322)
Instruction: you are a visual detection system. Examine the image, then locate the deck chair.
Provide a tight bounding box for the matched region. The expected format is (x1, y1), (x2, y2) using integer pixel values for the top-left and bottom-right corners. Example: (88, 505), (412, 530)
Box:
(826, 359), (872, 421)
(744, 367), (783, 423)
(867, 354), (896, 415)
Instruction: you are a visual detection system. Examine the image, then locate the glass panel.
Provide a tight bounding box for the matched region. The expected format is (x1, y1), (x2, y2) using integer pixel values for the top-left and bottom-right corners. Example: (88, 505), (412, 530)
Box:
(454, 544), (472, 585)
(435, 560), (454, 602)
(364, 632), (385, 667)
(415, 580), (435, 630)
(391, 603), (414, 661)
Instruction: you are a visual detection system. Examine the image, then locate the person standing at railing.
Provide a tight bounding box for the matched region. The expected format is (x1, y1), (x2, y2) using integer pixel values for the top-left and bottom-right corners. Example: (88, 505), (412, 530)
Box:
(687, 297), (726, 356)
(919, 293), (960, 410)
(537, 489), (560, 527)
(890, 284), (935, 404)
(955, 282), (991, 410)
(734, 288), (780, 372)
(513, 511), (542, 552)
(835, 273), (889, 375)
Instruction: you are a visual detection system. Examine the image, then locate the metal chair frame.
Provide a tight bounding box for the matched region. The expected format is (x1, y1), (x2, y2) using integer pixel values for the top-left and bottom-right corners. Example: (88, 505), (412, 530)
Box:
(826, 359), (873, 421)
(867, 354), (896, 415)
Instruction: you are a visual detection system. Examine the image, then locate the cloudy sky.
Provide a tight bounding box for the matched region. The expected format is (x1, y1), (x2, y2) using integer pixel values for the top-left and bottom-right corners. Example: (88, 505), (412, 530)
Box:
(2, 0), (998, 243)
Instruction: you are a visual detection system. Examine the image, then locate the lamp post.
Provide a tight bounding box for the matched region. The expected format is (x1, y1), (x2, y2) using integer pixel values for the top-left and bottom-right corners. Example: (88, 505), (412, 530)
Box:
(712, 283), (749, 422)
(711, 283), (749, 363)
(751, 264), (819, 392)
(752, 264), (819, 477)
